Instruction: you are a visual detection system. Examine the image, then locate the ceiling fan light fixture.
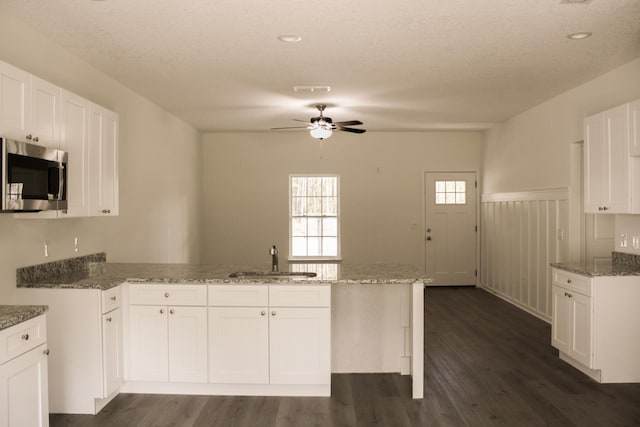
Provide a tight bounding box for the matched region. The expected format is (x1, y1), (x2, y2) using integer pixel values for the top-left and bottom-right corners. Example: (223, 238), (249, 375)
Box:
(310, 127), (332, 140)
(567, 31), (592, 40)
(278, 35), (302, 43)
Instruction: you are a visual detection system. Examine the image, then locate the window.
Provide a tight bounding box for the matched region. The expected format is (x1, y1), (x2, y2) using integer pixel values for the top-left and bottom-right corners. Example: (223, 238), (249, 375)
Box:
(435, 180), (466, 205)
(290, 175), (339, 259)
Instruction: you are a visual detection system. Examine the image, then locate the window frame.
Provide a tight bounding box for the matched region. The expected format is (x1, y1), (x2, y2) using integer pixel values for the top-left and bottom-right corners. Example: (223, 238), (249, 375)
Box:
(288, 174), (341, 261)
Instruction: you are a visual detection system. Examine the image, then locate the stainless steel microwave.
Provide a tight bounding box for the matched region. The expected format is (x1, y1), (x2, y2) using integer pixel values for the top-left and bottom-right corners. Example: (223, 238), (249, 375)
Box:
(1, 137), (68, 212)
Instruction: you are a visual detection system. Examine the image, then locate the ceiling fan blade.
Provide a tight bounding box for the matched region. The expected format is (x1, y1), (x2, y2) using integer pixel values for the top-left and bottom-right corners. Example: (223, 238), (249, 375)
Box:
(271, 126), (310, 130)
(338, 127), (366, 134)
(292, 119), (310, 123)
(334, 120), (363, 126)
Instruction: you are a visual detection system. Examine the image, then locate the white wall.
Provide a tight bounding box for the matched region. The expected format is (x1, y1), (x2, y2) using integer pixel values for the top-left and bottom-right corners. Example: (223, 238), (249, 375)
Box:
(0, 12), (203, 303)
(202, 131), (482, 270)
(481, 57), (640, 319)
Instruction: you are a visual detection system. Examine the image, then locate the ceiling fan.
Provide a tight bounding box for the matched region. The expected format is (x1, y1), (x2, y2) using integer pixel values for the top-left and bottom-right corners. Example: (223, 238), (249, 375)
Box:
(271, 104), (366, 140)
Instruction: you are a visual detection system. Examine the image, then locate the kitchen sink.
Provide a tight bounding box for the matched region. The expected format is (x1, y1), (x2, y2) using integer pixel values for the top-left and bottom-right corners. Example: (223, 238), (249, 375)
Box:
(227, 271), (317, 279)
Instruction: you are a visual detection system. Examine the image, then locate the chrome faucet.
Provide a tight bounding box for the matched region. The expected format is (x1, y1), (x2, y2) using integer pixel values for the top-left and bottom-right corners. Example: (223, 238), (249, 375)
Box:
(269, 245), (279, 272)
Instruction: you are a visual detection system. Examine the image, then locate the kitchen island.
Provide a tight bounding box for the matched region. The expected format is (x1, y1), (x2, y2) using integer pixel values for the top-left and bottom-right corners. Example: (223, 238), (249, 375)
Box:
(16, 253), (428, 414)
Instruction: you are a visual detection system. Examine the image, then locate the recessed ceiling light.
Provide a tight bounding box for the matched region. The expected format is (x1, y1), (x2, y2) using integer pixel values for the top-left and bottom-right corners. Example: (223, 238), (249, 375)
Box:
(278, 35), (302, 43)
(567, 32), (593, 40)
(293, 86), (331, 93)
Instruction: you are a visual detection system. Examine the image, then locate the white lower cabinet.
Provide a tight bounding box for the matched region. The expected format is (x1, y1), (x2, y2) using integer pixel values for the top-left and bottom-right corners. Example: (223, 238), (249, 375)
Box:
(17, 287), (123, 414)
(0, 315), (49, 427)
(208, 284), (331, 388)
(551, 268), (640, 382)
(128, 284), (208, 383)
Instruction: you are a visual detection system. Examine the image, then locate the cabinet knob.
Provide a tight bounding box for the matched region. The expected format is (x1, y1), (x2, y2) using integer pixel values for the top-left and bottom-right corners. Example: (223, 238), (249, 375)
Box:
(261, 310), (266, 316)
(21, 333), (29, 341)
(567, 279), (572, 284)
(271, 311), (276, 316)
(102, 209), (111, 214)
(164, 292), (170, 298)
(160, 309), (165, 314)
(106, 317), (112, 322)
(43, 349), (50, 356)
(110, 296), (117, 301)
(33, 136), (39, 142)
(25, 134), (32, 140)
(170, 309), (175, 315)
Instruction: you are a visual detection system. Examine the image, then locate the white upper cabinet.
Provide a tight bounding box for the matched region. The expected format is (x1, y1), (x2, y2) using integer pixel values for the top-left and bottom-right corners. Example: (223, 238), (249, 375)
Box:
(89, 105), (119, 216)
(584, 101), (640, 214)
(0, 60), (30, 141)
(631, 99), (640, 157)
(30, 76), (60, 148)
(59, 89), (90, 218)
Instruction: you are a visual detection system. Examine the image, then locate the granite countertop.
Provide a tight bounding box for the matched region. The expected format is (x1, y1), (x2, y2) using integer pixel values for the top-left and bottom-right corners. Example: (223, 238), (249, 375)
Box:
(0, 305), (48, 332)
(551, 261), (640, 277)
(17, 260), (431, 290)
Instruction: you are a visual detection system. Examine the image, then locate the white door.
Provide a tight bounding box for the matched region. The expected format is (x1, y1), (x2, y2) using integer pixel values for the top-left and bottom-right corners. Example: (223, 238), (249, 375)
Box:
(570, 292), (593, 367)
(551, 286), (571, 354)
(30, 76), (59, 148)
(208, 307), (269, 384)
(89, 105), (119, 216)
(425, 172), (477, 286)
(0, 60), (30, 141)
(167, 306), (208, 383)
(269, 307), (330, 385)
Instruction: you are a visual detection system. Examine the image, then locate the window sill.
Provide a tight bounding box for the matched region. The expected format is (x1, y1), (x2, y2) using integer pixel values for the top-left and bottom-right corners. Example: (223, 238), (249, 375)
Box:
(288, 257), (342, 263)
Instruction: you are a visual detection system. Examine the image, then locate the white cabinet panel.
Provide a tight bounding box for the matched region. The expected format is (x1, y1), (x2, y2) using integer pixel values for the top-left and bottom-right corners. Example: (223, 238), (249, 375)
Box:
(208, 307), (269, 384)
(269, 307), (331, 385)
(570, 292), (593, 367)
(128, 305), (168, 382)
(0, 343), (49, 427)
(89, 105), (118, 216)
(30, 76), (59, 148)
(631, 99), (640, 157)
(102, 307), (123, 397)
(0, 60), (30, 141)
(167, 306), (207, 383)
(129, 284), (207, 306)
(551, 285), (571, 355)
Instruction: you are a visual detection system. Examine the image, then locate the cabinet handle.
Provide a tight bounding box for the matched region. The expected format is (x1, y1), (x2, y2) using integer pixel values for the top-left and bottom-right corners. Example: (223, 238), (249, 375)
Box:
(43, 349), (50, 356)
(261, 310), (266, 316)
(21, 333), (29, 341)
(271, 311), (276, 316)
(164, 292), (170, 298)
(25, 134), (32, 140)
(170, 309), (175, 315)
(566, 279), (572, 284)
(106, 317), (112, 322)
(110, 296), (117, 301)
(102, 209), (111, 214)
(160, 309), (165, 314)
(33, 136), (39, 142)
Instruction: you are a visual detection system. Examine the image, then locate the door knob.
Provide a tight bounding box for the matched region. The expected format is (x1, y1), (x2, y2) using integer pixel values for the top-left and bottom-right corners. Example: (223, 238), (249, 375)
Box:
(426, 236), (432, 241)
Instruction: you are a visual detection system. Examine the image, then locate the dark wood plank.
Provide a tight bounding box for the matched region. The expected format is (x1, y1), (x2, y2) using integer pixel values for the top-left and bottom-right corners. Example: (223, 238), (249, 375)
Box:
(50, 287), (640, 427)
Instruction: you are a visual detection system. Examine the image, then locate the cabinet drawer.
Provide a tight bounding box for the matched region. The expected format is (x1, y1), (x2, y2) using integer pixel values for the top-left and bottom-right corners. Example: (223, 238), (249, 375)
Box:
(552, 269), (592, 297)
(102, 286), (122, 313)
(0, 315), (47, 365)
(129, 284), (207, 306)
(208, 285), (268, 307)
(269, 285), (331, 307)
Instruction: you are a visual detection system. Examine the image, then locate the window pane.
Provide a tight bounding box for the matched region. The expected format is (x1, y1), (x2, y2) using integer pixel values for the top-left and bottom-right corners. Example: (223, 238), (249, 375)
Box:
(307, 197), (322, 215)
(445, 193), (456, 204)
(456, 181), (466, 192)
(292, 237), (307, 256)
(323, 217), (337, 236)
(323, 197), (337, 215)
(307, 217), (321, 236)
(307, 237), (321, 256)
(435, 181), (445, 192)
(435, 193), (445, 204)
(445, 181), (455, 192)
(456, 193), (466, 204)
(292, 217), (306, 236)
(292, 197), (306, 216)
(322, 177), (336, 197)
(307, 177), (322, 196)
(291, 177), (306, 197)
(322, 237), (338, 256)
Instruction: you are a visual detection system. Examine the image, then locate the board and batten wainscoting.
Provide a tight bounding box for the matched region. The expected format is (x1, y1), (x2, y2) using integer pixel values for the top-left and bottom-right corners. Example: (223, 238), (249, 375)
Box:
(480, 188), (571, 322)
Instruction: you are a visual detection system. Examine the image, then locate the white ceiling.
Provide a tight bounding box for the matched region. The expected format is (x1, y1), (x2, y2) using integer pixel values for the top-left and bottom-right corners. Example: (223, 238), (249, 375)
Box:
(1, 0), (639, 132)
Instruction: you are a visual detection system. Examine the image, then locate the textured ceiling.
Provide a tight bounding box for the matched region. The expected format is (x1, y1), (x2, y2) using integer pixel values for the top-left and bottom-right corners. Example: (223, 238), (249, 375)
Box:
(1, 0), (639, 132)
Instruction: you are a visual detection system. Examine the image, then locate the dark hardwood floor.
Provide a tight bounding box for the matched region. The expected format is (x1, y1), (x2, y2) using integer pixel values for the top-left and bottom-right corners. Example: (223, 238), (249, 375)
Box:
(50, 287), (640, 427)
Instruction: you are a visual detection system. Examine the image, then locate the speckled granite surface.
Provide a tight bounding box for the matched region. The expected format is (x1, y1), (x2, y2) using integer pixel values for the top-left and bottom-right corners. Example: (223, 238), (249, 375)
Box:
(17, 254), (430, 290)
(0, 305), (47, 331)
(551, 252), (640, 277)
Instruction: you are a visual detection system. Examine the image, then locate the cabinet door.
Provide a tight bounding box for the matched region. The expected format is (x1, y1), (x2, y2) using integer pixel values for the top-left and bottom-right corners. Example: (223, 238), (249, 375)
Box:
(631, 99), (640, 157)
(551, 286), (571, 355)
(0, 343), (49, 427)
(571, 292), (593, 368)
(584, 113), (607, 213)
(208, 307), (269, 384)
(168, 306), (207, 383)
(59, 89), (90, 217)
(102, 307), (123, 397)
(129, 305), (168, 382)
(0, 60), (30, 141)
(30, 76), (59, 148)
(269, 307), (330, 385)
(605, 104), (630, 213)
(89, 105), (119, 216)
